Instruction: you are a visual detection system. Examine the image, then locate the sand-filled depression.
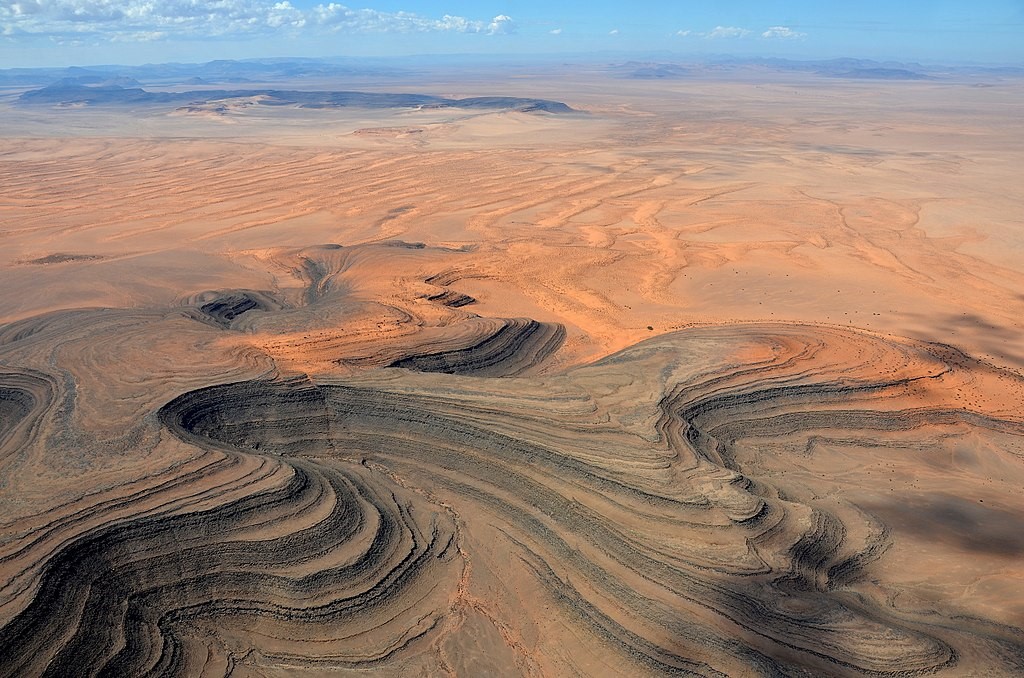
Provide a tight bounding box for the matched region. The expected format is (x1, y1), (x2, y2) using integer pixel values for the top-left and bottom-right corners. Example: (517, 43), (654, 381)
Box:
(1, 71), (1024, 676)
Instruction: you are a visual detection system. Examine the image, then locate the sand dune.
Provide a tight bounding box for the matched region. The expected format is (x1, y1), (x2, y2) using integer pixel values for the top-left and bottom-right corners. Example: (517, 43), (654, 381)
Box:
(1, 73), (1023, 675)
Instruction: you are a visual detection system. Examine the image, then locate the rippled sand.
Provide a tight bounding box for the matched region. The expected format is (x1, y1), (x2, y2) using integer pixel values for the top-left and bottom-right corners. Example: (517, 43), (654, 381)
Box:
(1, 72), (1023, 676)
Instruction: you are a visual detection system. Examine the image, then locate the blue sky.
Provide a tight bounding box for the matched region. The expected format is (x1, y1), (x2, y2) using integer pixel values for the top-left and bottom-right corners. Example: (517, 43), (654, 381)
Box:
(1, 0), (1022, 68)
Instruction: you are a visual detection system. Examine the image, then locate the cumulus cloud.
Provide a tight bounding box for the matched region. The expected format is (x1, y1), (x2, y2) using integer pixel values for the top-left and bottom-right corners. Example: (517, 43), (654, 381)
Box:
(0, 0), (514, 41)
(675, 29), (691, 37)
(549, 27), (561, 35)
(486, 14), (514, 35)
(761, 25), (806, 39)
(706, 25), (751, 39)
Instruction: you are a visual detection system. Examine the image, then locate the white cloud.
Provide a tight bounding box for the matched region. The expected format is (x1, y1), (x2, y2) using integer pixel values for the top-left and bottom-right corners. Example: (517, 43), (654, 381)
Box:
(761, 25), (806, 39)
(0, 0), (514, 41)
(706, 25), (750, 39)
(608, 28), (618, 35)
(111, 30), (167, 42)
(549, 27), (561, 35)
(434, 14), (475, 32)
(675, 29), (691, 37)
(486, 14), (514, 35)
(266, 1), (305, 29)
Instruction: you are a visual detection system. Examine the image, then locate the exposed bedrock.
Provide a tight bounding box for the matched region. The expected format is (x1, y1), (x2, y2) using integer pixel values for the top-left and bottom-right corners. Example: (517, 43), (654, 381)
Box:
(426, 289), (476, 308)
(389, 318), (566, 377)
(3, 324), (1023, 676)
(0, 371), (54, 456)
(186, 290), (284, 329)
(0, 386), (37, 443)
(151, 324), (1024, 676)
(0, 451), (460, 677)
(424, 269), (478, 308)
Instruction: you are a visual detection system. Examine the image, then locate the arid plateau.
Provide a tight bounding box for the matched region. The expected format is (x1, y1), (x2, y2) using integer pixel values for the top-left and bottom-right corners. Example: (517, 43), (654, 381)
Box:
(1, 63), (1023, 676)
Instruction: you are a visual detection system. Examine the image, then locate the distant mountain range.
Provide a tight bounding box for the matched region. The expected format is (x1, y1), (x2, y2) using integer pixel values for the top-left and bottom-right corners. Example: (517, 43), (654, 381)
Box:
(0, 57), (413, 88)
(2, 56), (1021, 92)
(831, 68), (931, 80)
(15, 80), (576, 114)
(612, 56), (1024, 80)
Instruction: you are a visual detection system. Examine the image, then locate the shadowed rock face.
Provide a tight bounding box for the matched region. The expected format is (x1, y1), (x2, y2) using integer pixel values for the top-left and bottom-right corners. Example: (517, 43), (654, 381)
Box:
(0, 454), (459, 677)
(0, 372), (52, 454)
(200, 295), (265, 325)
(190, 290), (283, 329)
(3, 321), (1020, 676)
(426, 289), (476, 308)
(389, 318), (565, 377)
(0, 388), (35, 441)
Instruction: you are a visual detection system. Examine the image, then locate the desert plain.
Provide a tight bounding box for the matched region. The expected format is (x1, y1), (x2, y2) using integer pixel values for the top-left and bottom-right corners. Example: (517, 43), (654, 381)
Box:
(1, 62), (1023, 676)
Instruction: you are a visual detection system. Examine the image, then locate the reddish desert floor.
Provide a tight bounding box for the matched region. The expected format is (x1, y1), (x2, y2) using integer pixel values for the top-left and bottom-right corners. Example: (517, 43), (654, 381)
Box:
(1, 70), (1023, 676)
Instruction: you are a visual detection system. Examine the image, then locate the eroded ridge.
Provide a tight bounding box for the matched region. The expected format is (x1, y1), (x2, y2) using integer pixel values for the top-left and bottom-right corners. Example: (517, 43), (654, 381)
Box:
(389, 318), (566, 377)
(149, 324), (1024, 675)
(187, 290), (284, 329)
(0, 447), (460, 676)
(1, 317), (1023, 676)
(0, 371), (53, 457)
